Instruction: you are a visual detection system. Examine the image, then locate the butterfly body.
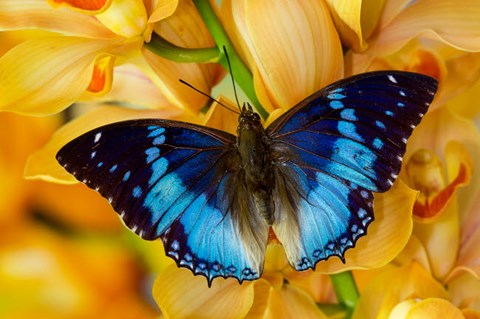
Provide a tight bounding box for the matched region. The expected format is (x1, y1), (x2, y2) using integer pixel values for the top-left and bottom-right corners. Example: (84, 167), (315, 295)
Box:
(236, 104), (276, 225)
(57, 71), (438, 285)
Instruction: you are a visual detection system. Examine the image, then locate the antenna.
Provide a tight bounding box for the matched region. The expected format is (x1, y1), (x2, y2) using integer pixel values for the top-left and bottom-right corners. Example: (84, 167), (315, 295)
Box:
(178, 79), (240, 115)
(222, 46), (241, 110)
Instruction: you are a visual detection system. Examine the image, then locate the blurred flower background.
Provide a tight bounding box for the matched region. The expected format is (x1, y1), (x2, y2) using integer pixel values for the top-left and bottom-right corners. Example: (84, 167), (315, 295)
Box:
(1, 0), (480, 318)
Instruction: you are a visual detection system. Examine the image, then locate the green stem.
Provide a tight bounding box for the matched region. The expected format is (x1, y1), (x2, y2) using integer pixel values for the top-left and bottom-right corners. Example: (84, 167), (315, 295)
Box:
(145, 33), (220, 63)
(192, 0), (266, 119)
(330, 271), (359, 318)
(317, 303), (348, 317)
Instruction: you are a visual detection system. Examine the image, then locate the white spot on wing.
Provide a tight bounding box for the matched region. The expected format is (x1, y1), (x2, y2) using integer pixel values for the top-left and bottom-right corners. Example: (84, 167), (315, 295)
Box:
(94, 132), (102, 143)
(172, 240), (180, 251)
(388, 75), (398, 83)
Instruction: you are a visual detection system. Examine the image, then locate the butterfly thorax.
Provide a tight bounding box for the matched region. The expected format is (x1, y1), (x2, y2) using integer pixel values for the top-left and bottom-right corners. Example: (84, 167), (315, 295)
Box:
(236, 104), (275, 225)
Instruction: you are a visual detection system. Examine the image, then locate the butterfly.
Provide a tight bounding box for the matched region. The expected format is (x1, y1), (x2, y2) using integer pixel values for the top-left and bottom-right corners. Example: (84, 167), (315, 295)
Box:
(57, 71), (437, 285)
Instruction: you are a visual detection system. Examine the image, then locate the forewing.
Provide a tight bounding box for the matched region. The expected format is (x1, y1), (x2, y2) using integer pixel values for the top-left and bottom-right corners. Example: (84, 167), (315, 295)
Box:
(57, 119), (265, 283)
(267, 71), (438, 270)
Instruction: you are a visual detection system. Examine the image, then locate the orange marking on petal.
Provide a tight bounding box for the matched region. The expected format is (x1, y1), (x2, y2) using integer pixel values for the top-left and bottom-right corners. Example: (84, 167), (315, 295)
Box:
(87, 56), (114, 94)
(50, 0), (108, 11)
(405, 50), (442, 81)
(413, 163), (469, 219)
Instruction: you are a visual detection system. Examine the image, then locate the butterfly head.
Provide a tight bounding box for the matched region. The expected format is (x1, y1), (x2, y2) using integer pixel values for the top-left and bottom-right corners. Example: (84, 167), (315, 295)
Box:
(238, 103), (262, 132)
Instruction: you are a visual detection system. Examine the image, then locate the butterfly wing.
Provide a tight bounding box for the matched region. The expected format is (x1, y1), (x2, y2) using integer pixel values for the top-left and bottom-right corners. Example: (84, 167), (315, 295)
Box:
(266, 71), (438, 270)
(57, 120), (265, 284)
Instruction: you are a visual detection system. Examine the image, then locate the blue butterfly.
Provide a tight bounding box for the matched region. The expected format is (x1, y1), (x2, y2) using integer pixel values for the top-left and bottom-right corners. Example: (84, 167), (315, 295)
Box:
(57, 71), (437, 285)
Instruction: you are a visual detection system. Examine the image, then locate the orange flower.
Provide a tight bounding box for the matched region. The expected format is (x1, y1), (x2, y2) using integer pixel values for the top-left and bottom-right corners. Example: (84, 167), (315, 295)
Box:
(0, 0), (221, 115)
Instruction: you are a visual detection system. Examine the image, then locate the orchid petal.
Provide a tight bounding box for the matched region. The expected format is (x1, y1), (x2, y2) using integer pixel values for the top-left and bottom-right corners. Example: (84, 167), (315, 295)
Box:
(405, 108), (480, 221)
(142, 48), (223, 113)
(447, 271), (480, 311)
(263, 284), (328, 319)
(232, 0), (343, 110)
(353, 262), (448, 319)
(0, 0), (116, 38)
(388, 299), (418, 319)
(405, 142), (472, 222)
(141, 0), (222, 112)
(394, 236), (432, 274)
(369, 0), (480, 55)
(315, 180), (416, 272)
(377, 0), (416, 31)
(79, 63), (172, 108)
(220, 0), (257, 75)
(458, 191), (480, 277)
(48, 0), (111, 13)
(345, 42), (446, 79)
(0, 37), (119, 115)
(325, 0), (365, 51)
(203, 97), (239, 135)
(245, 279), (272, 318)
(325, 0), (386, 52)
(263, 244), (289, 274)
(326, 0), (366, 51)
(283, 271), (335, 303)
(86, 55), (115, 94)
(448, 75), (480, 119)
(24, 105), (190, 184)
(95, 0), (147, 38)
(413, 198), (460, 280)
(436, 53), (480, 108)
(148, 0), (179, 23)
(390, 298), (464, 319)
(153, 265), (254, 319)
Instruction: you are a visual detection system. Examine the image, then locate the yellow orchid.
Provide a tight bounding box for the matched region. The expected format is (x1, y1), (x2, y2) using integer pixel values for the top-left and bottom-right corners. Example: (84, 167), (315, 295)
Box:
(0, 0), (221, 115)
(4, 0), (480, 318)
(351, 48), (480, 317)
(352, 111), (480, 317)
(325, 0), (480, 73)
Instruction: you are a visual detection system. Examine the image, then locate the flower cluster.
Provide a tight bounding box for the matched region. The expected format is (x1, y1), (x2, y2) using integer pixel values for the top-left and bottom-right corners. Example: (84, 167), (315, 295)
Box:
(1, 0), (480, 318)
